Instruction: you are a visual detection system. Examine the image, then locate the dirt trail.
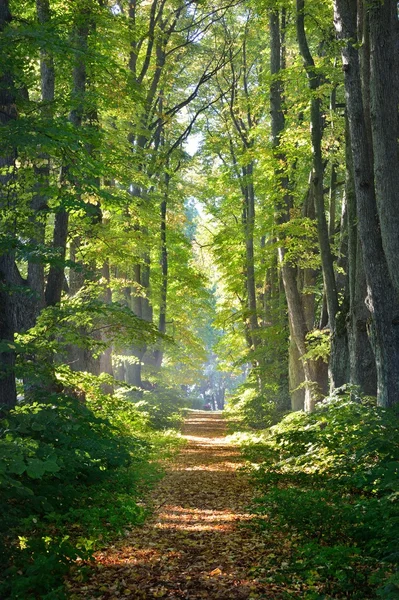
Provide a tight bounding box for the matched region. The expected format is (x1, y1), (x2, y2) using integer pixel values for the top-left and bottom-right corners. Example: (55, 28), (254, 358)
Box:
(71, 411), (283, 599)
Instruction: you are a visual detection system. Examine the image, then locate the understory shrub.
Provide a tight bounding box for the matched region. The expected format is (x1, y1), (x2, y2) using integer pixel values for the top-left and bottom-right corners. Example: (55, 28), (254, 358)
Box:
(120, 385), (189, 429)
(240, 387), (399, 598)
(0, 391), (183, 600)
(225, 381), (290, 429)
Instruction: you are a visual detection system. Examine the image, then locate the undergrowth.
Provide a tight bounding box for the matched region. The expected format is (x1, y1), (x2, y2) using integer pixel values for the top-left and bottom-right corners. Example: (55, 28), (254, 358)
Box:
(235, 387), (399, 599)
(224, 380), (290, 430)
(0, 389), (184, 600)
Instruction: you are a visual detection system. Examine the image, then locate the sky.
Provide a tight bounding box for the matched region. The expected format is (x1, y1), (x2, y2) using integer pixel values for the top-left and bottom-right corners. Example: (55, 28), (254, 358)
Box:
(184, 132), (202, 156)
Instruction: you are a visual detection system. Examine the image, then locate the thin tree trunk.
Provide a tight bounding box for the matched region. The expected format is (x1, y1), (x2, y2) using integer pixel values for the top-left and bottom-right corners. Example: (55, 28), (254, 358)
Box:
(99, 259), (114, 393)
(45, 209), (69, 306)
(27, 0), (55, 317)
(243, 162), (259, 351)
(296, 0), (339, 329)
(270, 8), (321, 411)
(154, 171), (169, 369)
(297, 0), (350, 390)
(45, 13), (89, 307)
(288, 326), (305, 411)
(126, 264), (145, 388)
(0, 257), (18, 409)
(328, 163), (337, 241)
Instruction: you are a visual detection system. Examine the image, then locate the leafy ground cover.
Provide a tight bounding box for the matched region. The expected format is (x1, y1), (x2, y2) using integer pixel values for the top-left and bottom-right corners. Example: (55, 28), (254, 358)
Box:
(235, 388), (399, 599)
(0, 390), (184, 600)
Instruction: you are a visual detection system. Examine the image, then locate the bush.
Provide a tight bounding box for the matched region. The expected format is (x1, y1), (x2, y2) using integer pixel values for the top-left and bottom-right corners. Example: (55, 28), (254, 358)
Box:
(241, 388), (399, 598)
(0, 391), (181, 599)
(225, 382), (289, 429)
(120, 386), (189, 429)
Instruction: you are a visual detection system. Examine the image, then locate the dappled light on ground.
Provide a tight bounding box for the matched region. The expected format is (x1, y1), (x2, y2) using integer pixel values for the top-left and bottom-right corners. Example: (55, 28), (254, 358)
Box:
(154, 505), (262, 532)
(67, 412), (287, 599)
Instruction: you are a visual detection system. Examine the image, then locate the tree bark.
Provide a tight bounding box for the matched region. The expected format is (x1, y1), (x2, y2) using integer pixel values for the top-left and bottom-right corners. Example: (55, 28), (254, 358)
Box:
(368, 0), (399, 299)
(334, 0), (399, 407)
(270, 8), (322, 411)
(0, 0), (19, 408)
(348, 246), (377, 395)
(27, 0), (55, 318)
(242, 161), (259, 352)
(154, 171), (169, 369)
(344, 114), (376, 395)
(45, 11), (89, 307)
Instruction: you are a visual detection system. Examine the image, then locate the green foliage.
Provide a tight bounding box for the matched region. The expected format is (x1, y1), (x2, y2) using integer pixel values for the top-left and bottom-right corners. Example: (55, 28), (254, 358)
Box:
(225, 380), (290, 430)
(303, 329), (331, 364)
(19, 284), (159, 353)
(120, 386), (189, 430)
(0, 392), (182, 599)
(240, 389), (399, 598)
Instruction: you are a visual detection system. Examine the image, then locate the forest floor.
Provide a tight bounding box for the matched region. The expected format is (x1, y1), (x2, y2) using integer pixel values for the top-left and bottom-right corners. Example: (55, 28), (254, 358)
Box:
(67, 411), (290, 599)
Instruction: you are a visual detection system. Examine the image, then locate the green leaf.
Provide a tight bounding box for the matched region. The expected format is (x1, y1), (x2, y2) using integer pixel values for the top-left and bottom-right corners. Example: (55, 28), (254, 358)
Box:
(8, 457), (27, 475)
(26, 458), (47, 479)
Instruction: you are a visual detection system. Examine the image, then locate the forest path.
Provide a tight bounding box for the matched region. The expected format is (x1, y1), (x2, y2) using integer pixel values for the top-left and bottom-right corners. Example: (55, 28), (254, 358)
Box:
(70, 411), (285, 599)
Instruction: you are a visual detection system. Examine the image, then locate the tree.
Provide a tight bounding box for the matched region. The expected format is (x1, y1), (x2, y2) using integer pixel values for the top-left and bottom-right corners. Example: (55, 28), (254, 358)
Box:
(2, 0), (398, 416)
(0, 0), (19, 407)
(334, 0), (399, 407)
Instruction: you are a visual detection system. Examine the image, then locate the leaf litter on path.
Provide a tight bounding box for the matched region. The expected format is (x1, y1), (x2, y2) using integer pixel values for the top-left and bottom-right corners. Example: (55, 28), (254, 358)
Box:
(67, 412), (290, 599)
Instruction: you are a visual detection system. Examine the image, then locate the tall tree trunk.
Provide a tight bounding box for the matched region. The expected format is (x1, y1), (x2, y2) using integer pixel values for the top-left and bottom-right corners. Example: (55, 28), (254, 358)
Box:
(125, 3), (168, 386)
(242, 162), (259, 352)
(125, 263), (145, 388)
(344, 115), (376, 395)
(368, 0), (399, 299)
(154, 171), (169, 369)
(0, 258), (18, 409)
(99, 260), (114, 392)
(45, 210), (69, 306)
(270, 8), (321, 411)
(0, 0), (18, 408)
(45, 12), (89, 307)
(67, 51), (104, 376)
(334, 0), (399, 407)
(288, 325), (305, 411)
(296, 0), (339, 329)
(296, 0), (348, 391)
(28, 0), (55, 318)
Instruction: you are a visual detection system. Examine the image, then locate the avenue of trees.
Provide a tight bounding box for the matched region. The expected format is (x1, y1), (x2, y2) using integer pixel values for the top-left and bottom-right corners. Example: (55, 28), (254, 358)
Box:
(1, 0), (399, 597)
(0, 0), (238, 410)
(195, 0), (399, 415)
(1, 0), (399, 413)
